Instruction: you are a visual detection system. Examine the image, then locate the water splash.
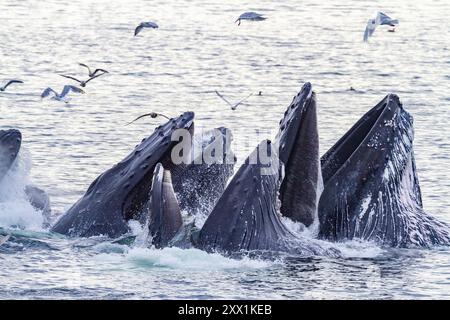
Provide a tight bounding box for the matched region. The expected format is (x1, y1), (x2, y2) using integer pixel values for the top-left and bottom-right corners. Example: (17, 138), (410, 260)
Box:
(121, 246), (273, 270)
(0, 149), (44, 231)
(94, 217), (274, 270)
(281, 216), (384, 259)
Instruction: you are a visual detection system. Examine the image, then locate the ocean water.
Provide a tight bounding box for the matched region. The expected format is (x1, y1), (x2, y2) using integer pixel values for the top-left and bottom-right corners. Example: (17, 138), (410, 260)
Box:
(1, 0), (449, 299)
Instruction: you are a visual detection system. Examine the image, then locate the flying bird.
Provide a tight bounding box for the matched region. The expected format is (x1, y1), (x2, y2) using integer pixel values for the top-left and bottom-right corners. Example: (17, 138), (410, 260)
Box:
(59, 72), (106, 87)
(78, 63), (108, 78)
(364, 12), (399, 42)
(235, 12), (267, 26)
(0, 235), (10, 246)
(214, 90), (253, 110)
(41, 85), (85, 103)
(0, 80), (24, 92)
(134, 21), (159, 36)
(126, 112), (170, 125)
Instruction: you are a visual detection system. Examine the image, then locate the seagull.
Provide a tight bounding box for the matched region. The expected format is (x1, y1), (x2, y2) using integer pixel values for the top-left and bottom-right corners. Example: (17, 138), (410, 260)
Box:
(78, 63), (108, 78)
(364, 12), (399, 42)
(0, 80), (24, 92)
(59, 72), (105, 87)
(0, 234), (10, 246)
(41, 85), (85, 103)
(214, 90), (253, 110)
(235, 12), (267, 26)
(134, 21), (159, 36)
(126, 112), (170, 125)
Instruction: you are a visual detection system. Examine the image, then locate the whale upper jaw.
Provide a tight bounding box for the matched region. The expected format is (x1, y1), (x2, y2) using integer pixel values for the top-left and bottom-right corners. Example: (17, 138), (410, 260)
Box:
(275, 82), (322, 227)
(51, 112), (195, 238)
(275, 82), (313, 164)
(0, 129), (22, 182)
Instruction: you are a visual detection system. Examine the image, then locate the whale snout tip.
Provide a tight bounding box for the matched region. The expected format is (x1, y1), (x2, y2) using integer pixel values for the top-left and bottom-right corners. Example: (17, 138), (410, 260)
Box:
(387, 93), (401, 104)
(180, 111), (195, 129)
(182, 111), (195, 120)
(302, 82), (312, 90)
(7, 129), (21, 137)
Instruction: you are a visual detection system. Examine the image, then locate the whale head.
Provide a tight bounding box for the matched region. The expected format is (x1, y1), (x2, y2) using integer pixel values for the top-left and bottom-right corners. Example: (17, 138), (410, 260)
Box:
(51, 112), (195, 238)
(319, 95), (450, 247)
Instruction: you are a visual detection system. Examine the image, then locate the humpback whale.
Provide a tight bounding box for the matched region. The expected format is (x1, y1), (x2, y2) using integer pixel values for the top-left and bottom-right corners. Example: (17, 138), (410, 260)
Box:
(51, 112), (194, 238)
(318, 94), (450, 247)
(194, 140), (340, 257)
(275, 83), (322, 228)
(3, 82), (445, 256)
(144, 163), (183, 248)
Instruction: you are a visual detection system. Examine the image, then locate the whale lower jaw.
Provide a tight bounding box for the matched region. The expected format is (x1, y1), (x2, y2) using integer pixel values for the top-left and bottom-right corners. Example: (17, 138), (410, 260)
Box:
(194, 140), (340, 258)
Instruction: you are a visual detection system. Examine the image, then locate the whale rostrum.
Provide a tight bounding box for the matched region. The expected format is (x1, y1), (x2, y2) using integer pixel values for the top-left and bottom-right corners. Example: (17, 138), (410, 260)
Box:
(275, 82), (323, 228)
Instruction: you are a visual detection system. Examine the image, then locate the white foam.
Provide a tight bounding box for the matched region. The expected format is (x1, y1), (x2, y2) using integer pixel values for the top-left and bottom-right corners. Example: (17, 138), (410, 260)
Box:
(333, 239), (384, 258)
(128, 219), (143, 236)
(125, 247), (273, 270)
(0, 149), (44, 231)
(92, 242), (129, 254)
(192, 209), (208, 229)
(95, 246), (274, 271)
(281, 216), (384, 258)
(281, 216), (309, 236)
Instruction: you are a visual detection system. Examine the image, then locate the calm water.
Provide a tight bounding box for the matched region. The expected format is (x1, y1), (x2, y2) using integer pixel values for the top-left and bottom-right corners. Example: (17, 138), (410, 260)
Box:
(0, 0), (449, 299)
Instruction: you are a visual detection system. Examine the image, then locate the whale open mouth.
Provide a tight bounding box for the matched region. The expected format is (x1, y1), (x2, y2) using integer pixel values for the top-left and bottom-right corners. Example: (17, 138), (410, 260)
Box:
(51, 112), (195, 238)
(315, 94), (447, 246)
(120, 112), (195, 222)
(275, 82), (322, 227)
(320, 95), (399, 185)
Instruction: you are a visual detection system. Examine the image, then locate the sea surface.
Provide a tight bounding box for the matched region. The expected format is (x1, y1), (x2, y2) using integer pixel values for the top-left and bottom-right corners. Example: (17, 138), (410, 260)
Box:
(0, 0), (449, 299)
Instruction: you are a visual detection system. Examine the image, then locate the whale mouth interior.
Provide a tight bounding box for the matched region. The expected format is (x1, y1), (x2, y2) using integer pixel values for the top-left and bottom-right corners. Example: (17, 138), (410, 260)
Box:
(321, 101), (387, 183)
